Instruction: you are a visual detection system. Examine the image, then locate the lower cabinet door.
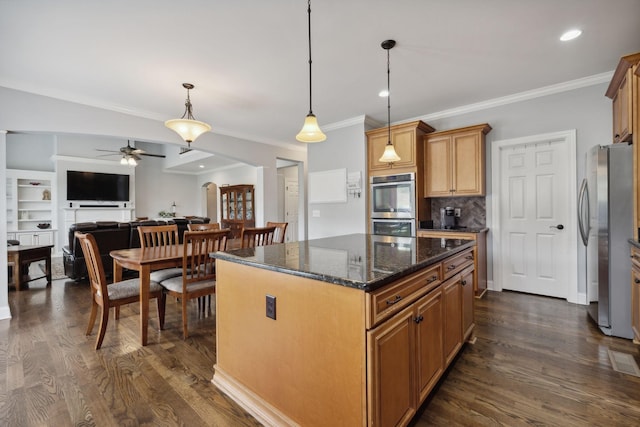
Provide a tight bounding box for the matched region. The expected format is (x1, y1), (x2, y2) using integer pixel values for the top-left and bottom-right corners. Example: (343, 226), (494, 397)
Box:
(443, 276), (462, 366)
(415, 287), (444, 402)
(367, 305), (416, 427)
(461, 266), (475, 341)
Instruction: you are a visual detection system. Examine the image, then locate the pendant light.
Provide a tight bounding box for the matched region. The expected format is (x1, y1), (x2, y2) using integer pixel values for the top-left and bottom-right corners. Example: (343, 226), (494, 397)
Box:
(378, 39), (401, 165)
(165, 83), (212, 148)
(296, 0), (326, 143)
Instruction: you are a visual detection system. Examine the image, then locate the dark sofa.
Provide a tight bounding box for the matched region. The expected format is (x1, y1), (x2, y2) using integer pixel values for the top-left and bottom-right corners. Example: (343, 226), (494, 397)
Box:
(62, 217), (210, 280)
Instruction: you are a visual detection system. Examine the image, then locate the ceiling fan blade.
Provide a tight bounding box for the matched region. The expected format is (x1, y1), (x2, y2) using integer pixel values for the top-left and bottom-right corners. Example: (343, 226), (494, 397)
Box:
(139, 152), (166, 158)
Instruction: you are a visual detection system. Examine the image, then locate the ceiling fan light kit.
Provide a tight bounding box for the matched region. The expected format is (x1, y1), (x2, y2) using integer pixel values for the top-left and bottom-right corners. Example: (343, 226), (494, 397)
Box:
(120, 155), (137, 166)
(165, 83), (212, 147)
(96, 140), (165, 165)
(378, 39), (401, 165)
(295, 0), (326, 143)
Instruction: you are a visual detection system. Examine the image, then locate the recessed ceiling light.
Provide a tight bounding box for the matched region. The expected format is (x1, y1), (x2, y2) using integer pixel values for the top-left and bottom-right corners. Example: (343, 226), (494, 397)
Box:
(560, 29), (582, 41)
(378, 89), (389, 97)
(199, 164), (205, 168)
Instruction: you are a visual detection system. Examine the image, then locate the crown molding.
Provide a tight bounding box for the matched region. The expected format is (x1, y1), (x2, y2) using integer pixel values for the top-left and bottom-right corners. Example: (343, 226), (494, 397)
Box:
(410, 71), (613, 123)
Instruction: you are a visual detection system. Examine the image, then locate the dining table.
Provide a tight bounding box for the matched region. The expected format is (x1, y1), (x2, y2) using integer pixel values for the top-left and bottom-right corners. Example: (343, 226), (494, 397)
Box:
(110, 244), (185, 346)
(109, 237), (242, 346)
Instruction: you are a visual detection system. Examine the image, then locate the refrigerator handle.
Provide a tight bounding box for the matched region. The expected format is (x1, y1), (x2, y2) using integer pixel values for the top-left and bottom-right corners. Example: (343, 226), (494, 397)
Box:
(578, 178), (590, 246)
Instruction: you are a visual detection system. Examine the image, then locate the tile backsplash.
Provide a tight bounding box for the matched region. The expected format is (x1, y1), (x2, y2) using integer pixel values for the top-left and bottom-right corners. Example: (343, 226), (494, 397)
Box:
(429, 196), (486, 229)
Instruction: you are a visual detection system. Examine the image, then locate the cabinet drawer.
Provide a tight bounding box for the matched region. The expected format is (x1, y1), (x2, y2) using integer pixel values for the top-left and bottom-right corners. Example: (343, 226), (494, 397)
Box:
(632, 246), (640, 269)
(443, 249), (474, 279)
(367, 263), (442, 329)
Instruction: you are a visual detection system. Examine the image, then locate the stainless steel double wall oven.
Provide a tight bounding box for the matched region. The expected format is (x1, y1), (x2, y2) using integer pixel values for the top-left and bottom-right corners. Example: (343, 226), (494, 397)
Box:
(370, 173), (416, 237)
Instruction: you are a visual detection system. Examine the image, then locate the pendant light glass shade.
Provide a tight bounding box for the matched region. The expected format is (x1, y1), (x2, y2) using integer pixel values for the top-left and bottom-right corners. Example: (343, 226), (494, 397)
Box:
(379, 142), (401, 163)
(296, 0), (325, 143)
(164, 118), (211, 144)
(165, 83), (211, 146)
(378, 39), (401, 165)
(296, 113), (326, 143)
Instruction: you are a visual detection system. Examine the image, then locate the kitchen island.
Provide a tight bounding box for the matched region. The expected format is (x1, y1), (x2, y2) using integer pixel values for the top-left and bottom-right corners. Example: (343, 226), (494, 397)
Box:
(211, 233), (476, 427)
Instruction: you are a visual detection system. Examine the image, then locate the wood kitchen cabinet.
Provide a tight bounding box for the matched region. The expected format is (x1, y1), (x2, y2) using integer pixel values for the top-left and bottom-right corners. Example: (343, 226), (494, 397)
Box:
(366, 120), (435, 175)
(213, 238), (475, 427)
(606, 52), (640, 144)
(220, 184), (255, 238)
(424, 123), (491, 197)
(606, 53), (640, 234)
(367, 286), (446, 427)
(631, 245), (640, 344)
(418, 229), (488, 298)
(367, 247), (473, 427)
(367, 304), (417, 427)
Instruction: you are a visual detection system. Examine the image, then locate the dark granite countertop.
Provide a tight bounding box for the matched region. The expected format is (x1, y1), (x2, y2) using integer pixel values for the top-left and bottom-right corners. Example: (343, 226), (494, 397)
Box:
(212, 233), (475, 292)
(419, 227), (489, 234)
(628, 239), (640, 249)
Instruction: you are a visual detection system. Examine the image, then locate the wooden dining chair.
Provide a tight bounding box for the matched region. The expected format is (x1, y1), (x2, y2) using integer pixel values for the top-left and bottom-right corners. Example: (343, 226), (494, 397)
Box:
(266, 221), (288, 244)
(138, 224), (180, 248)
(240, 226), (276, 248)
(158, 229), (230, 338)
(75, 231), (166, 350)
(187, 222), (220, 231)
(138, 224), (183, 282)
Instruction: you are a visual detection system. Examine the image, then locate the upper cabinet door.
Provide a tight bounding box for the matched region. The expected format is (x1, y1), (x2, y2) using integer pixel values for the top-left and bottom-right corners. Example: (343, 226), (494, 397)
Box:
(366, 121), (435, 174)
(612, 68), (632, 143)
(452, 130), (485, 196)
(424, 135), (453, 197)
(424, 124), (490, 197)
(606, 53), (640, 144)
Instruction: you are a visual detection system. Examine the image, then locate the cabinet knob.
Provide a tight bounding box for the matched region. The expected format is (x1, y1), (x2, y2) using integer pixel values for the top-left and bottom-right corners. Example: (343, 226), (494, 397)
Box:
(635, 278), (640, 284)
(447, 264), (456, 270)
(462, 280), (467, 286)
(414, 315), (424, 324)
(427, 275), (438, 283)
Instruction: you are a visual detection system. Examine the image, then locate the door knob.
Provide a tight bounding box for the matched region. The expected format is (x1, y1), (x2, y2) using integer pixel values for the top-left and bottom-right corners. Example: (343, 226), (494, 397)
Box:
(549, 224), (564, 230)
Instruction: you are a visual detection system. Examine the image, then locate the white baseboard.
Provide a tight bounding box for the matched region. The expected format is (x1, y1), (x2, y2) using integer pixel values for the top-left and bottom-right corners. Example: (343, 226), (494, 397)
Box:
(0, 305), (12, 321)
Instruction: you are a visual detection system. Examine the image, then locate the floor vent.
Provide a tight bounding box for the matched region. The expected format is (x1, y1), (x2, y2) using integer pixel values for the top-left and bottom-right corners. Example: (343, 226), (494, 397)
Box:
(608, 350), (640, 377)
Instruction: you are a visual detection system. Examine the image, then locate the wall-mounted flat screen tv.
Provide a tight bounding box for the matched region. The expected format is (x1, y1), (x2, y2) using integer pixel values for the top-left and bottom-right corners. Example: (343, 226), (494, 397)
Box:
(67, 170), (130, 201)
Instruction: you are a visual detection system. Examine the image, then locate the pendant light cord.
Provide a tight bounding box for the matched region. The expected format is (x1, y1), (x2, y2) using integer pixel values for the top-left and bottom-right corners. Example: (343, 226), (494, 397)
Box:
(307, 0), (313, 115)
(387, 46), (391, 144)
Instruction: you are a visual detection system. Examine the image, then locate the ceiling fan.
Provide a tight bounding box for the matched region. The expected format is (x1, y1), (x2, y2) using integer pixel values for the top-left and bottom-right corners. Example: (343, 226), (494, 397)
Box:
(97, 140), (166, 165)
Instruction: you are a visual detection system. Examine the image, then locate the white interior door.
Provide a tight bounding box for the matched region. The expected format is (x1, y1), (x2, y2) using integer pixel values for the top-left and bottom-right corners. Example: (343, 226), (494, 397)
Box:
(493, 130), (578, 301)
(285, 180), (299, 242)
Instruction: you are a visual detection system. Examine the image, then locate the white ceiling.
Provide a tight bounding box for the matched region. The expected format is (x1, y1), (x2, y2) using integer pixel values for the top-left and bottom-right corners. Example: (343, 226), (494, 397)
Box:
(2, 0), (640, 172)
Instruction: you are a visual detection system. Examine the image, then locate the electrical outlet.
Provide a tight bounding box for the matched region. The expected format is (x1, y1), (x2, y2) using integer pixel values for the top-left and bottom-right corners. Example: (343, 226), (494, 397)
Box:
(266, 295), (276, 320)
(454, 208), (461, 217)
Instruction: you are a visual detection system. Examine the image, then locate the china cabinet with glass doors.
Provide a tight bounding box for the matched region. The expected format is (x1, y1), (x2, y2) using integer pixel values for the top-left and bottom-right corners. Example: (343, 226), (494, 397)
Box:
(220, 184), (255, 238)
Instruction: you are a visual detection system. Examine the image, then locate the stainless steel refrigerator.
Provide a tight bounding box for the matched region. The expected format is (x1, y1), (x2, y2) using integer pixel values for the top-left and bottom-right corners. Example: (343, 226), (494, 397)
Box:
(578, 143), (633, 339)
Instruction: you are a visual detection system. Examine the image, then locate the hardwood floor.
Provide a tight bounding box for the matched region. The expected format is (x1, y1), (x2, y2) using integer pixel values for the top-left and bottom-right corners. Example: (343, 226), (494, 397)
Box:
(1, 275), (260, 427)
(2, 275), (640, 426)
(412, 291), (640, 427)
